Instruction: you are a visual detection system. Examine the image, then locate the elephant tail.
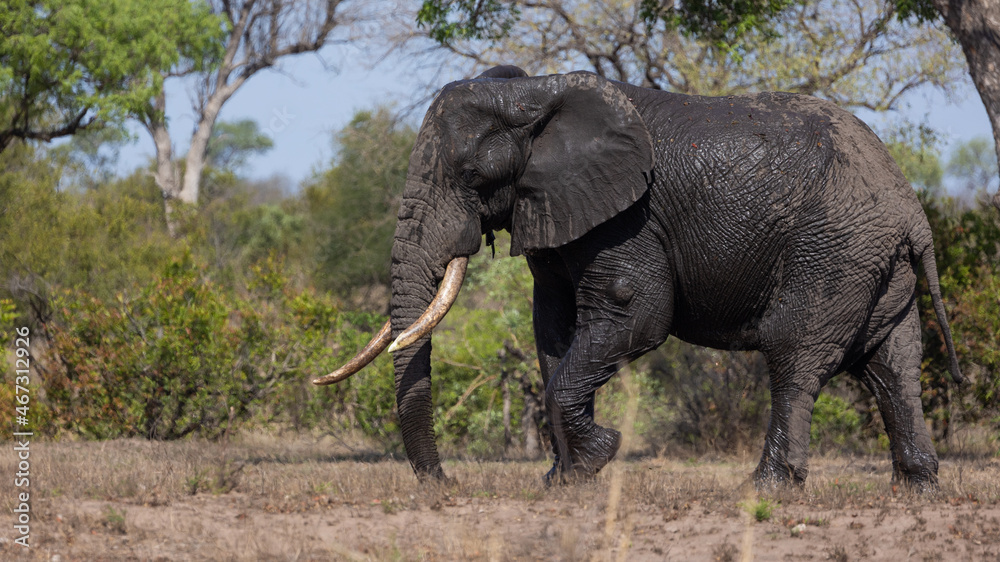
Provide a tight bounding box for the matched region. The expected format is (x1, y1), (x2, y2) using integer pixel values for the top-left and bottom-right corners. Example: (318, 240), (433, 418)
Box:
(919, 244), (966, 385)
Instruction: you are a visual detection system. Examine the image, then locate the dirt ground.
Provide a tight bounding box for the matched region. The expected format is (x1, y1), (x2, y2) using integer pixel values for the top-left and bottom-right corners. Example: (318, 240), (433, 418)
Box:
(1, 434), (998, 561)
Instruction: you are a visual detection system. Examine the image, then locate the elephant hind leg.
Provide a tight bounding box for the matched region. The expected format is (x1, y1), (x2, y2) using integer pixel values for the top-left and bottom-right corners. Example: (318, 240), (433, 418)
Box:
(848, 303), (938, 489)
(754, 346), (846, 487)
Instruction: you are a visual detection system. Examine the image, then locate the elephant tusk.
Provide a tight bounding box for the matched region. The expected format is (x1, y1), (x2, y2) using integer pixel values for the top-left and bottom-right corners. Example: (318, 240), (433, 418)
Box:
(312, 321), (392, 386)
(387, 256), (469, 354)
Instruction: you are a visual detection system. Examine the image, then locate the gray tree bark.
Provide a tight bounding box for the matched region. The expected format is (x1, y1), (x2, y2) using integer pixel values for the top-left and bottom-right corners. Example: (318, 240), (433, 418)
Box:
(143, 91), (181, 237)
(933, 0), (1000, 209)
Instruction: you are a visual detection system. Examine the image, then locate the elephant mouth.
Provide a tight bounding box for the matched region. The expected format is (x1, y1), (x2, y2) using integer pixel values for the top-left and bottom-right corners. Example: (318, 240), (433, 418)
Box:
(312, 256), (469, 386)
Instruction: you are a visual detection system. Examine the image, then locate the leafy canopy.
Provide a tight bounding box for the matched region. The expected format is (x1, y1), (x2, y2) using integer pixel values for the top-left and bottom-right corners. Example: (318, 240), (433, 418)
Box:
(205, 119), (275, 173)
(304, 108), (416, 293)
(0, 0), (224, 150)
(418, 0), (793, 46)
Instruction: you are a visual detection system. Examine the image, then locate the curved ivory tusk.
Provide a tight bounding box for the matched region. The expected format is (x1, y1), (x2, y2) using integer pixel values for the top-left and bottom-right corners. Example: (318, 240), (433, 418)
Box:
(387, 256), (469, 354)
(312, 321), (391, 386)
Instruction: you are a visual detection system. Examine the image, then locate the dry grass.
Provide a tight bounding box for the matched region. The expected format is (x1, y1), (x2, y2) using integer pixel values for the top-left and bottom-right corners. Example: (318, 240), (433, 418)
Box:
(0, 431), (998, 560)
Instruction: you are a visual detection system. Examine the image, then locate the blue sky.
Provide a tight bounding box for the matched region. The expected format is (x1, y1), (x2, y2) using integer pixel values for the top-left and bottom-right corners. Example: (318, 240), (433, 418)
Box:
(114, 46), (994, 190)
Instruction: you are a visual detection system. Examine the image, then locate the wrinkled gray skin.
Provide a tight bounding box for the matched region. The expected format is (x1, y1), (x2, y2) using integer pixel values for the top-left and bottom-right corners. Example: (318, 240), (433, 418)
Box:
(389, 65), (963, 489)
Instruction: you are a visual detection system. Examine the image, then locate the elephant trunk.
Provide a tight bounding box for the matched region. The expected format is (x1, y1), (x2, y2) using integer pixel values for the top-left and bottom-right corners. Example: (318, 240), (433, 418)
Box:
(320, 170), (478, 478)
(388, 170), (481, 477)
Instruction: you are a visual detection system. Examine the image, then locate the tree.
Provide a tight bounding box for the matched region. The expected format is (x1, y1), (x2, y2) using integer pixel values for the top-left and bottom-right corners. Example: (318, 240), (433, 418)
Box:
(946, 136), (1000, 206)
(894, 0), (1000, 210)
(0, 0), (222, 153)
(418, 0), (964, 112)
(205, 119), (274, 173)
(303, 107), (415, 296)
(143, 0), (345, 232)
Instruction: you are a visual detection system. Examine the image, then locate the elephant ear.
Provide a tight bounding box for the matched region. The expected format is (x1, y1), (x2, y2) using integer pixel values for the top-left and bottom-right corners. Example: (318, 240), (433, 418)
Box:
(509, 72), (655, 256)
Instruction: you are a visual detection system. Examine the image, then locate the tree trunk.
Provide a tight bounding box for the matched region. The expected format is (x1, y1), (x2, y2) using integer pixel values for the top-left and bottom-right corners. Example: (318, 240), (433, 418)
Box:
(518, 368), (545, 459)
(180, 85), (237, 204)
(145, 91), (181, 237)
(934, 0), (1000, 209)
(501, 366), (512, 453)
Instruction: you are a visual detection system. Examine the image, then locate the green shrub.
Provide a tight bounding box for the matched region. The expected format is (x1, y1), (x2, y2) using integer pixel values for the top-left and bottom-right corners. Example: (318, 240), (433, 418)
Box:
(810, 393), (862, 453)
(36, 254), (398, 440)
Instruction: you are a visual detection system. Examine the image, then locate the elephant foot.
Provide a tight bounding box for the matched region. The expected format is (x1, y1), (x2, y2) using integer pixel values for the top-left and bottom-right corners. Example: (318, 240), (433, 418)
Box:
(415, 465), (454, 486)
(891, 468), (938, 494)
(894, 474), (938, 494)
(890, 451), (939, 493)
(542, 426), (622, 485)
(572, 425), (622, 474)
(752, 459), (806, 491)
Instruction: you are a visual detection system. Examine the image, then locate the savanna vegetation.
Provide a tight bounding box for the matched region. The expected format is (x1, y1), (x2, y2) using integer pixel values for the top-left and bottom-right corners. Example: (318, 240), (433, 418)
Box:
(1, 0), (998, 467)
(1, 106), (997, 463)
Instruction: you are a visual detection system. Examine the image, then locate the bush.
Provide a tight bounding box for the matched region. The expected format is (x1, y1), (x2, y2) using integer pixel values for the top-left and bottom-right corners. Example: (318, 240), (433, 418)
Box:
(919, 195), (1000, 440)
(646, 342), (771, 454)
(34, 254), (397, 440)
(810, 393), (862, 453)
(430, 233), (542, 458)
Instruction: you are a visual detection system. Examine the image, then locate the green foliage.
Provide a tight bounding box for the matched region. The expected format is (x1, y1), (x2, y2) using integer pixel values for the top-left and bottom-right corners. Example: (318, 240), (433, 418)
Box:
(429, 233), (538, 456)
(183, 169), (306, 288)
(418, 0), (792, 46)
(639, 0), (792, 44)
(42, 256), (254, 438)
(0, 298), (16, 342)
(35, 254), (396, 440)
(205, 119), (275, 173)
(0, 0), (224, 150)
(893, 0), (938, 23)
(949, 272), (1000, 420)
(918, 185), (1000, 438)
(417, 0), (521, 43)
(810, 393), (862, 452)
(102, 505), (127, 534)
(741, 498), (775, 522)
(304, 107), (416, 294)
(0, 144), (175, 301)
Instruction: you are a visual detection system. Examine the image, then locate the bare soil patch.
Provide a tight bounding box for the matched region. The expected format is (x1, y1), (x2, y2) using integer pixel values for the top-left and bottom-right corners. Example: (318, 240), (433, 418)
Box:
(1, 433), (998, 561)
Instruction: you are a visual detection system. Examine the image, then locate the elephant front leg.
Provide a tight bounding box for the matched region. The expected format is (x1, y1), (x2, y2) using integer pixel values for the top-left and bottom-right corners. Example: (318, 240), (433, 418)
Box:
(539, 220), (673, 481)
(546, 346), (624, 479)
(528, 252), (578, 482)
(545, 306), (671, 480)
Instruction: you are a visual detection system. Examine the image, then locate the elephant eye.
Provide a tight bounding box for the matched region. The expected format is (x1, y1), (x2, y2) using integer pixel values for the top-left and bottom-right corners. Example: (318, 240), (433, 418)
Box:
(461, 168), (479, 186)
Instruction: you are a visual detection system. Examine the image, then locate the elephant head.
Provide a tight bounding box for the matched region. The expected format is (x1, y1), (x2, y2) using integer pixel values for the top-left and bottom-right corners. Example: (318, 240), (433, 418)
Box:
(314, 67), (655, 479)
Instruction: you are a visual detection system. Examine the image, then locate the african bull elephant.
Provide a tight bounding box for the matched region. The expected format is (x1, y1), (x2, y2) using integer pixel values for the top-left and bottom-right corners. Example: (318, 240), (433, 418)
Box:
(315, 65), (963, 489)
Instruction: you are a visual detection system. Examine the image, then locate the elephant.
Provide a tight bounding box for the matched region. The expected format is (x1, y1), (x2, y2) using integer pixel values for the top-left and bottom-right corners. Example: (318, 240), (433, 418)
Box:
(315, 65), (964, 489)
